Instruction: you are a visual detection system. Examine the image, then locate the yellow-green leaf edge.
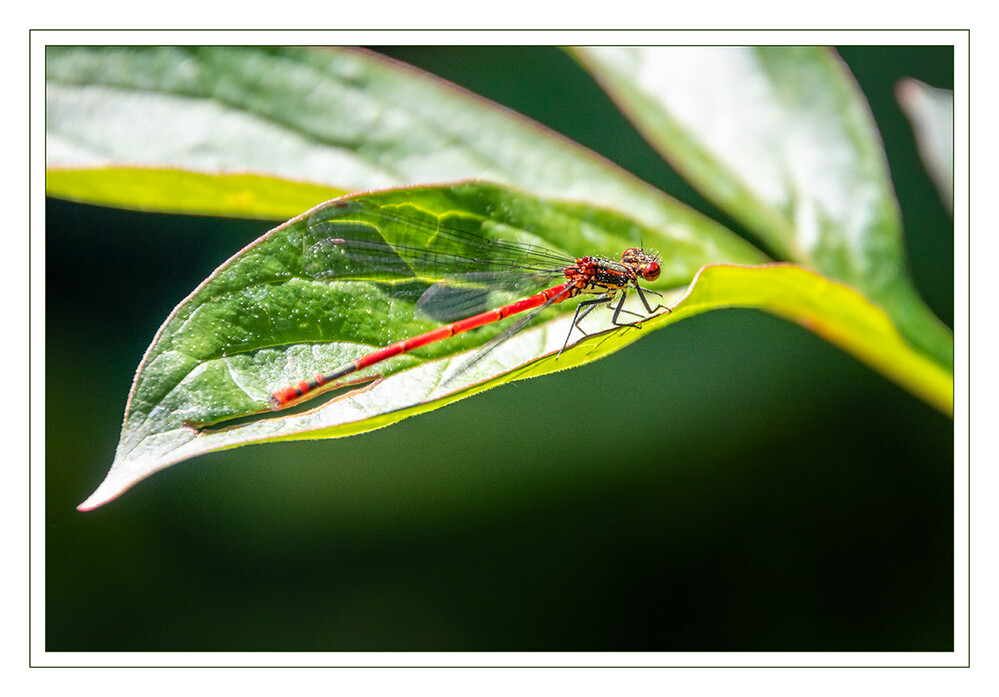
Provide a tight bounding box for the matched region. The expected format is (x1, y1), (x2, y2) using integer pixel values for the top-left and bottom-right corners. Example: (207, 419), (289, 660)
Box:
(668, 264), (953, 415)
(47, 166), (345, 221)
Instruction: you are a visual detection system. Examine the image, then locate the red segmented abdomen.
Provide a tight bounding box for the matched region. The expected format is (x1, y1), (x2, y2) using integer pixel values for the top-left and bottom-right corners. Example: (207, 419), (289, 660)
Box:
(269, 280), (575, 409)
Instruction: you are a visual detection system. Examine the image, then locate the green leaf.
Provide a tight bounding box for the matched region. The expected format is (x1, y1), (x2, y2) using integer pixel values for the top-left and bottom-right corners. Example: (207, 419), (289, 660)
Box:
(45, 45), (758, 267)
(573, 46), (952, 370)
(79, 181), (757, 510)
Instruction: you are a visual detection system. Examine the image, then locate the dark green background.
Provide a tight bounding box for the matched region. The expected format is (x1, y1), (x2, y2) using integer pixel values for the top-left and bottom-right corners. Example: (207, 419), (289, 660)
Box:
(45, 45), (955, 652)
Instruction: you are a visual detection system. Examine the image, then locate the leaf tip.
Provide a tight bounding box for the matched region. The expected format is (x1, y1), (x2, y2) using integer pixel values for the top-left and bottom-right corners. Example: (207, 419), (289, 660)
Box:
(76, 475), (130, 512)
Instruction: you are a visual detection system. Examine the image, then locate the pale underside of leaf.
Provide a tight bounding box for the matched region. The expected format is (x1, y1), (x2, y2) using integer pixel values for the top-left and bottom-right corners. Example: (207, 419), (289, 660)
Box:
(896, 78), (954, 212)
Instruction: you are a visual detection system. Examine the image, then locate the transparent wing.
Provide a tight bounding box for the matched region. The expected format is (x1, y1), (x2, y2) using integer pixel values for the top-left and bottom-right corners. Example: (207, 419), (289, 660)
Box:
(415, 271), (561, 322)
(304, 199), (576, 284)
(443, 283), (577, 385)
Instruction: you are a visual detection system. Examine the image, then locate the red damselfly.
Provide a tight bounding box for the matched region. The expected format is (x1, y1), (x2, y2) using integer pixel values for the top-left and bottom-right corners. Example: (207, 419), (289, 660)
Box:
(270, 199), (667, 409)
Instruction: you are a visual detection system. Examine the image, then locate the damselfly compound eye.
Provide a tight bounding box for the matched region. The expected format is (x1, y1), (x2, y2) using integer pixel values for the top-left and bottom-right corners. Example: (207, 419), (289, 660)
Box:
(642, 261), (661, 282)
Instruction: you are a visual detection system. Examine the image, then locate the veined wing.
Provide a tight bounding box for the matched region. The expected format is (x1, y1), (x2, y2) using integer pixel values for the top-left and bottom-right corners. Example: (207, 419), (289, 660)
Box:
(304, 199), (576, 284)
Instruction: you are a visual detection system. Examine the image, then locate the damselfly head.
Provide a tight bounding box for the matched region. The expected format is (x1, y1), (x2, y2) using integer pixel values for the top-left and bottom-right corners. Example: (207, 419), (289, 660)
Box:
(622, 247), (661, 283)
